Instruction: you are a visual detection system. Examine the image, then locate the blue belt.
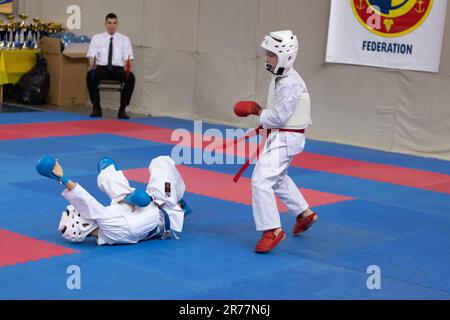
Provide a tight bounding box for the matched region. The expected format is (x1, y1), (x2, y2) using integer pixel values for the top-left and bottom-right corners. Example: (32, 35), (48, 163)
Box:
(145, 207), (171, 240)
(160, 207), (171, 232)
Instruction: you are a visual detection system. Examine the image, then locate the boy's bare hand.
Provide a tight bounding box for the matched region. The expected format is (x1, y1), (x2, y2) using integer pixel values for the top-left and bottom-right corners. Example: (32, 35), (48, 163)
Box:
(118, 199), (136, 212)
(52, 160), (64, 178)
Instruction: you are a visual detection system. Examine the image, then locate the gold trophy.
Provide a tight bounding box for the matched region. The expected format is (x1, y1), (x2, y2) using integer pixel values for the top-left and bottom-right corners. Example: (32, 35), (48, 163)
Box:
(45, 22), (55, 35)
(54, 22), (65, 34)
(0, 21), (6, 50)
(13, 20), (21, 49)
(6, 15), (15, 49)
(44, 22), (65, 35)
(19, 13), (29, 49)
(31, 17), (42, 49)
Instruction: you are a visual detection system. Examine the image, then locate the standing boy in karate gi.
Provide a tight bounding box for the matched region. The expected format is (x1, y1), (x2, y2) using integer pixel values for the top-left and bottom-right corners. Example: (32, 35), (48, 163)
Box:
(233, 30), (318, 253)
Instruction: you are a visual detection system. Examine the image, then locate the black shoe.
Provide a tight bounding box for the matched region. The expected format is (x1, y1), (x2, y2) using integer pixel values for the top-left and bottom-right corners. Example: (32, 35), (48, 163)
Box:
(90, 106), (102, 118)
(117, 111), (130, 119)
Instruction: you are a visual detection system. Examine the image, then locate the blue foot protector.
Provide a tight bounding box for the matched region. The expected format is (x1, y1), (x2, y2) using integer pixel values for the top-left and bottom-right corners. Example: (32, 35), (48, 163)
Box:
(179, 199), (192, 216)
(97, 157), (119, 173)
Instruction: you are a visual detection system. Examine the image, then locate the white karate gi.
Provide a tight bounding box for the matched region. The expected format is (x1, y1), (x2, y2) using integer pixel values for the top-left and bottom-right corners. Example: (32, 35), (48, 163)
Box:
(252, 68), (311, 231)
(62, 156), (185, 245)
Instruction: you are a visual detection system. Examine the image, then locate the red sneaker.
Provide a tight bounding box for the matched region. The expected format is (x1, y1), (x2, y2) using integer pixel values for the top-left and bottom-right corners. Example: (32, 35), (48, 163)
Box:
(255, 229), (286, 253)
(292, 212), (318, 236)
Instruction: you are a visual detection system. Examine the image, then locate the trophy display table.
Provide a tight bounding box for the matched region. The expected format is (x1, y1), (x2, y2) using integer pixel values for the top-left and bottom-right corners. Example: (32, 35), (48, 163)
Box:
(0, 49), (39, 102)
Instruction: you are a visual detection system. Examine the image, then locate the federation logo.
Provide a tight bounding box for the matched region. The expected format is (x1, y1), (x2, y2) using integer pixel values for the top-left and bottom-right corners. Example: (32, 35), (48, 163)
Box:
(351, 0), (433, 37)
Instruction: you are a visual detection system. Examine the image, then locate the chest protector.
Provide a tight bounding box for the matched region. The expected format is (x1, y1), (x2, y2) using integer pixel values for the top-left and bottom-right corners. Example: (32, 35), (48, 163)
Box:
(266, 76), (312, 130)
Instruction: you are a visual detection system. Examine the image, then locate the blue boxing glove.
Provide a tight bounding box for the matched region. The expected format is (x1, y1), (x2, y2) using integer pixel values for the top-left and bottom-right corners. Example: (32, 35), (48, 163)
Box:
(124, 189), (152, 208)
(36, 156), (70, 185)
(97, 157), (119, 173)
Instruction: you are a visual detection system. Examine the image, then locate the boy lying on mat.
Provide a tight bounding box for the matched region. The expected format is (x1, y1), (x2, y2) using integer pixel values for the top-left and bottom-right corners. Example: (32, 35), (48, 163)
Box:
(36, 155), (191, 245)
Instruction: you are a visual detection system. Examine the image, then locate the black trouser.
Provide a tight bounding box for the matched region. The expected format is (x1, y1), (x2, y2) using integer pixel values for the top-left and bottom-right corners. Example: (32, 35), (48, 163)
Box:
(86, 66), (135, 110)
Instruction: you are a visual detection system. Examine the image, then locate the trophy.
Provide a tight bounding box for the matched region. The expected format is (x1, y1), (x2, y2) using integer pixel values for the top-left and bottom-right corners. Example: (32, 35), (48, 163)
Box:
(0, 21), (6, 49)
(54, 22), (65, 34)
(5, 15), (15, 49)
(45, 22), (55, 35)
(18, 13), (29, 49)
(13, 20), (21, 49)
(30, 17), (42, 49)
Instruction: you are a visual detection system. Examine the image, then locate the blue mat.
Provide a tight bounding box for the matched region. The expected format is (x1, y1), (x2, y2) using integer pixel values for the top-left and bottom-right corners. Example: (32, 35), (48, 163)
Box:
(0, 113), (449, 300)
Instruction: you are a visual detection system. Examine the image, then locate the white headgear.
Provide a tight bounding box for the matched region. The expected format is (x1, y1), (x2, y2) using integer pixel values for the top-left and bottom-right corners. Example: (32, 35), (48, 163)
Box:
(261, 30), (299, 76)
(58, 205), (98, 243)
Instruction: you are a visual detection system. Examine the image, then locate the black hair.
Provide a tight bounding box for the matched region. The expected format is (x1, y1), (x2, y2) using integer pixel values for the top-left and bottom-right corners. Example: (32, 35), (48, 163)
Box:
(105, 13), (118, 21)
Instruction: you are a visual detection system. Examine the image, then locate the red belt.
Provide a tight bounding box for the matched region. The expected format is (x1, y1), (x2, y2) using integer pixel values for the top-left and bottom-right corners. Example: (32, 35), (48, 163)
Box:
(220, 126), (305, 183)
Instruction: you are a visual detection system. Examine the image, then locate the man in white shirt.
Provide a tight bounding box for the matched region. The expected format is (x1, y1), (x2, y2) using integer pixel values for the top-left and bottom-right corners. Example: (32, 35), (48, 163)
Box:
(86, 13), (135, 119)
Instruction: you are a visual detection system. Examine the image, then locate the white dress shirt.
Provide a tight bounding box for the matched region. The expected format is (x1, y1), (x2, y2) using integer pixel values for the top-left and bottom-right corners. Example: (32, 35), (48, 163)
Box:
(86, 32), (134, 67)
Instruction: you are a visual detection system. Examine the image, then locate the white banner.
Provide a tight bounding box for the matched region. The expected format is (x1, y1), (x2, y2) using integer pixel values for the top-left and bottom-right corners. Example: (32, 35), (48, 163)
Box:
(326, 0), (448, 72)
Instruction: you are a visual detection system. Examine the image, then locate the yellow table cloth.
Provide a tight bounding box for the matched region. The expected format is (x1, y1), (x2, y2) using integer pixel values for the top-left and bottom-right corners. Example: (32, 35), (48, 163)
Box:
(0, 49), (40, 85)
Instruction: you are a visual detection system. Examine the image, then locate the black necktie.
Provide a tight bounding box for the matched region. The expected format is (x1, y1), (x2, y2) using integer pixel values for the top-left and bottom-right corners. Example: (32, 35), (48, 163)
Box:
(107, 37), (113, 70)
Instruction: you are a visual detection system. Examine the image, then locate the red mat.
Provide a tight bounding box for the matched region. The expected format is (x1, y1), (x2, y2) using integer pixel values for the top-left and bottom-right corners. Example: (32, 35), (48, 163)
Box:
(0, 229), (78, 267)
(292, 153), (450, 193)
(0, 128), (31, 140)
(124, 165), (353, 211)
(0, 122), (99, 140)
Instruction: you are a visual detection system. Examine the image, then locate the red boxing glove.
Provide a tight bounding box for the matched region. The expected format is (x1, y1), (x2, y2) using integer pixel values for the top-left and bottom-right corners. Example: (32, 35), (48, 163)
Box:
(234, 101), (262, 117)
